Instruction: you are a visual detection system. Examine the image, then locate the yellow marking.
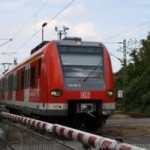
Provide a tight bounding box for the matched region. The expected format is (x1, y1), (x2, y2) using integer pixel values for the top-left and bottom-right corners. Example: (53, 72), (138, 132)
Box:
(29, 56), (40, 64)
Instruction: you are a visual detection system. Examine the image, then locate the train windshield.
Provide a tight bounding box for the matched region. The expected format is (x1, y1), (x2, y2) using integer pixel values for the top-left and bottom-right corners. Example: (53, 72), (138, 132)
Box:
(58, 45), (104, 80)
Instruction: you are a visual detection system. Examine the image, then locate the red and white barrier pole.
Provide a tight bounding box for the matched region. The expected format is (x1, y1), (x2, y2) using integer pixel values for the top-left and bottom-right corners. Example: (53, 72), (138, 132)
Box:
(0, 112), (147, 150)
(52, 124), (147, 150)
(0, 112), (53, 132)
(52, 124), (118, 149)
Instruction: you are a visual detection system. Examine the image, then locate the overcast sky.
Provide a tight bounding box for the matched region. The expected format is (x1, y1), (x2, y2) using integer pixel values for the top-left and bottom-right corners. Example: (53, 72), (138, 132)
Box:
(0, 0), (150, 74)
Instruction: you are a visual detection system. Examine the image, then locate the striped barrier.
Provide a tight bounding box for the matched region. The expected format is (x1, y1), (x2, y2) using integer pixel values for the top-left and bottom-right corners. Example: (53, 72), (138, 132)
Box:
(0, 112), (147, 150)
(0, 112), (53, 132)
(52, 124), (147, 150)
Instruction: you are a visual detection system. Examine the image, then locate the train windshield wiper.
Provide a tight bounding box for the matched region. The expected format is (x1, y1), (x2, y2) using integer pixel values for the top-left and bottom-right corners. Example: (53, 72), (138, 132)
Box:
(82, 62), (101, 82)
(63, 68), (86, 72)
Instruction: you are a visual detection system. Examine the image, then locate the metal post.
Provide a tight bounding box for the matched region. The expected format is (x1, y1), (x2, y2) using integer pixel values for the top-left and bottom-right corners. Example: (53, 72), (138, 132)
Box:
(42, 27), (44, 42)
(42, 22), (47, 42)
(58, 31), (62, 40)
(0, 63), (12, 73)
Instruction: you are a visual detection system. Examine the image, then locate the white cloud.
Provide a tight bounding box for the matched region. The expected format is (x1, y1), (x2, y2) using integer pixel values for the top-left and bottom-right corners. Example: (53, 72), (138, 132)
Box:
(72, 23), (102, 41)
(26, 20), (103, 41)
(1, 0), (150, 73)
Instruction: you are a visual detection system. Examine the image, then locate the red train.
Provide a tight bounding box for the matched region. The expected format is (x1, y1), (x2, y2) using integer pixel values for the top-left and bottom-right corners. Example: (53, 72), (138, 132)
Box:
(0, 37), (115, 131)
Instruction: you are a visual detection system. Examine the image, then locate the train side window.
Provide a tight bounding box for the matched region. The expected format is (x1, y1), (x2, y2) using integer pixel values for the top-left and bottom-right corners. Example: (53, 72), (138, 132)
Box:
(38, 59), (41, 77)
(7, 78), (9, 92)
(9, 75), (13, 92)
(4, 79), (5, 92)
(13, 75), (16, 90)
(0, 80), (1, 90)
(6, 78), (8, 92)
(8, 77), (10, 92)
(25, 69), (30, 89)
(25, 70), (27, 89)
(0, 80), (2, 95)
(11, 75), (13, 91)
(30, 67), (35, 88)
(16, 74), (18, 90)
(27, 69), (30, 88)
(21, 71), (25, 90)
(16, 72), (20, 90)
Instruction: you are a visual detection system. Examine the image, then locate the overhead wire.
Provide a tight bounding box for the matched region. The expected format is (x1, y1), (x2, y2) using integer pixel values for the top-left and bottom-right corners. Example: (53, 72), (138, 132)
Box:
(0, 0), (77, 74)
(11, 0), (50, 39)
(104, 19), (150, 41)
(15, 0), (77, 51)
(0, 0), (50, 72)
(2, 0), (149, 73)
(0, 39), (12, 41)
(103, 19), (150, 66)
(2, 0), (50, 57)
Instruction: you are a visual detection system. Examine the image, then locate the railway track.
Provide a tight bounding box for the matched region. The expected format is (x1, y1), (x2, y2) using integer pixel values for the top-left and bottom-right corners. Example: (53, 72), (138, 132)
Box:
(98, 113), (150, 149)
(114, 111), (150, 118)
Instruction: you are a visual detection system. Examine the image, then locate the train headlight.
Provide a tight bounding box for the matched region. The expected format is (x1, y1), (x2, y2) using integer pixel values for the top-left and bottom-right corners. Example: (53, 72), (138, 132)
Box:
(51, 89), (63, 97)
(107, 90), (114, 97)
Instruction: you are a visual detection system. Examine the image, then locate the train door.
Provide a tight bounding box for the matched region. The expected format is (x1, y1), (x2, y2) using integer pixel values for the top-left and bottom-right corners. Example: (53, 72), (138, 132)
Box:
(24, 64), (30, 105)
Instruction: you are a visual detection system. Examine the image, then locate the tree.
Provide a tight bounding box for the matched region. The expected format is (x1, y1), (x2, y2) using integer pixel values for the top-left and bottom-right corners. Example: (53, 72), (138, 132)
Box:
(115, 33), (150, 114)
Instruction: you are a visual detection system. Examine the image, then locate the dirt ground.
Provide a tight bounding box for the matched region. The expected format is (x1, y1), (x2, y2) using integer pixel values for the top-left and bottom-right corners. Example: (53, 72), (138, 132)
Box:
(98, 113), (150, 139)
(98, 124), (150, 138)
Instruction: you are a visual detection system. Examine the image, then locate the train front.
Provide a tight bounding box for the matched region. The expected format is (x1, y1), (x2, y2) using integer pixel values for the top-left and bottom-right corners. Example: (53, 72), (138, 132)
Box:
(47, 38), (115, 131)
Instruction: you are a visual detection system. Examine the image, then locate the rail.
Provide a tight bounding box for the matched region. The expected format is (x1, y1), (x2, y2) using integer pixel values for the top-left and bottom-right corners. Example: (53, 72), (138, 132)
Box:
(117, 111), (150, 118)
(0, 112), (147, 150)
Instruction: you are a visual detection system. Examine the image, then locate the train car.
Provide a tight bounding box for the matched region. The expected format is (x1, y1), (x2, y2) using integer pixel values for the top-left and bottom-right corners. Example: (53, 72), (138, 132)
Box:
(0, 37), (115, 131)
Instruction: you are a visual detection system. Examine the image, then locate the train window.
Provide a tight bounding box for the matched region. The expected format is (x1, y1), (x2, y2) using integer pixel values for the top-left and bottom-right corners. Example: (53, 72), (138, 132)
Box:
(9, 77), (11, 91)
(8, 75), (13, 92)
(25, 69), (30, 89)
(16, 74), (18, 90)
(8, 77), (10, 92)
(30, 67), (35, 88)
(38, 59), (41, 76)
(21, 71), (25, 90)
(5, 78), (8, 92)
(58, 46), (104, 79)
(0, 80), (2, 95)
(27, 69), (30, 88)
(11, 75), (13, 91)
(58, 45), (103, 54)
(13, 75), (16, 90)
(0, 80), (1, 90)
(25, 70), (27, 89)
(16, 72), (20, 90)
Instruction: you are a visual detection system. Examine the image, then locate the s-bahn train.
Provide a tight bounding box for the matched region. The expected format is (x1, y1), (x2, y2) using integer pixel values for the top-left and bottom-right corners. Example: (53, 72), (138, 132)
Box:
(0, 37), (115, 131)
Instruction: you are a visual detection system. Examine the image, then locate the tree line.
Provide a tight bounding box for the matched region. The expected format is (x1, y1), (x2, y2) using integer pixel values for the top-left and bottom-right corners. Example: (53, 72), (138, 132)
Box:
(115, 32), (150, 115)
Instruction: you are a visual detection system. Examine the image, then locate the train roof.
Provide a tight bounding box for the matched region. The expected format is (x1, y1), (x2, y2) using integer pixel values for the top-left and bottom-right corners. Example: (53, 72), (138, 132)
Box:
(2, 41), (50, 77)
(1, 37), (105, 77)
(30, 37), (104, 55)
(30, 41), (49, 55)
(57, 37), (103, 47)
